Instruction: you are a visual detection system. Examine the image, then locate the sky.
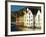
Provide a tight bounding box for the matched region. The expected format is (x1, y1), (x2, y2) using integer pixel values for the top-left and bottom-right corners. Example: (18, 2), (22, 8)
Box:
(11, 5), (40, 15)
(11, 5), (25, 12)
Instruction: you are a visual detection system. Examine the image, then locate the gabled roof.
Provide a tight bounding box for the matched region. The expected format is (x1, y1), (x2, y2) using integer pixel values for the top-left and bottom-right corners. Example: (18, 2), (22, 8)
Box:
(36, 10), (41, 16)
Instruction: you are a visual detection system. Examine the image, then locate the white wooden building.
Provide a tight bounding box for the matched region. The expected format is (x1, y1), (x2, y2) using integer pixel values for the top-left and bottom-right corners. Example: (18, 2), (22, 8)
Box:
(24, 8), (33, 27)
(35, 10), (41, 28)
